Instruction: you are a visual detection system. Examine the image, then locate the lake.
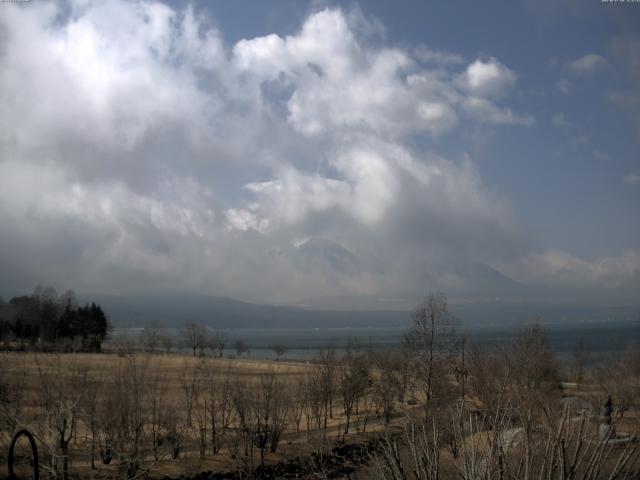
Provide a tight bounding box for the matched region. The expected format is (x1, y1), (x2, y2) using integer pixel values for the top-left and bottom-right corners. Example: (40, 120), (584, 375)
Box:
(110, 318), (640, 362)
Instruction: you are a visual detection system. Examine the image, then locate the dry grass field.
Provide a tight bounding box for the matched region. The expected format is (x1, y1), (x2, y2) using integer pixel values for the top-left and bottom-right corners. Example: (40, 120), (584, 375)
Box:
(1, 321), (639, 480)
(0, 350), (409, 479)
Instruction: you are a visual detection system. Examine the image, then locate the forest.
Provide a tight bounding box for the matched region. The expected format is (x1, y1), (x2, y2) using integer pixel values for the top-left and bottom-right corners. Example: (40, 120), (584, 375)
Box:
(0, 287), (109, 352)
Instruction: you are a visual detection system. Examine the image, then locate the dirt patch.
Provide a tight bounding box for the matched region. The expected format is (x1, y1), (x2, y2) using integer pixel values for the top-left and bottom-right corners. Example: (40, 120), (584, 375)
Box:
(161, 438), (384, 479)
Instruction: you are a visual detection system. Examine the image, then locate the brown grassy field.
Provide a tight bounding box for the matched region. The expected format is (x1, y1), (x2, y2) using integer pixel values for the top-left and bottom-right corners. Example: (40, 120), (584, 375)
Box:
(1, 329), (639, 480)
(0, 351), (407, 479)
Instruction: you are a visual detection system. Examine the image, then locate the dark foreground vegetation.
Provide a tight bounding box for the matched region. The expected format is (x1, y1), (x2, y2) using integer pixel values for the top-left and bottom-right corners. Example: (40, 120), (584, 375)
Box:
(0, 293), (638, 479)
(0, 287), (109, 352)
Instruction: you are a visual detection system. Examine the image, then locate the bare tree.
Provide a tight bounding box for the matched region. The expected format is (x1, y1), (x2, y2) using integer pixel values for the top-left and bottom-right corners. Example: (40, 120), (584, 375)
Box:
(571, 337), (591, 385)
(467, 340), (510, 415)
(203, 359), (222, 454)
(193, 370), (209, 458)
(318, 345), (338, 429)
(620, 339), (640, 377)
(339, 349), (370, 434)
(405, 292), (457, 420)
(508, 321), (558, 390)
(232, 370), (289, 467)
(230, 380), (255, 470)
(192, 358), (225, 457)
(33, 355), (87, 480)
(112, 330), (136, 357)
(234, 339), (249, 357)
(159, 333), (173, 355)
(147, 364), (173, 462)
(211, 330), (226, 358)
(218, 362), (235, 432)
(261, 370), (289, 455)
(272, 344), (288, 360)
(371, 350), (400, 425)
(101, 355), (152, 479)
(140, 320), (161, 354)
(290, 373), (309, 436)
(81, 376), (102, 470)
(180, 360), (203, 428)
(305, 367), (326, 432)
(182, 322), (207, 357)
(163, 403), (183, 460)
(373, 404), (640, 480)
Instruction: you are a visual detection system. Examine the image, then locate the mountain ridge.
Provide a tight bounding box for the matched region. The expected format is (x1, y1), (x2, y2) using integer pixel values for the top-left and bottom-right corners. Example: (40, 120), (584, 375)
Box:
(73, 292), (639, 330)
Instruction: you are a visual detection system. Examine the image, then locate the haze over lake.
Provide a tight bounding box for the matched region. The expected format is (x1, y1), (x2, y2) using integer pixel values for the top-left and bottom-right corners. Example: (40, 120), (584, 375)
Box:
(108, 302), (640, 360)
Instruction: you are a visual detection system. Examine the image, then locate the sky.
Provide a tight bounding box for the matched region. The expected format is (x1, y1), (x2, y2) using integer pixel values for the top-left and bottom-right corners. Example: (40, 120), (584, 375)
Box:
(0, 0), (639, 307)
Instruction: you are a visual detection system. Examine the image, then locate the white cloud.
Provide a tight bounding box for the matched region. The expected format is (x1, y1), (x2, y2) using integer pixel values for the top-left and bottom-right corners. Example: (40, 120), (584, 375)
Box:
(552, 113), (568, 127)
(5, 1), (619, 304)
(456, 58), (517, 98)
(453, 59), (531, 126)
(414, 46), (465, 65)
(461, 97), (534, 126)
(241, 168), (356, 226)
(624, 174), (640, 186)
(224, 208), (269, 233)
(592, 151), (610, 162)
(568, 53), (607, 75)
(233, 11), (466, 139)
(571, 136), (590, 148)
(1, 1), (226, 167)
(502, 250), (640, 291)
(556, 78), (571, 95)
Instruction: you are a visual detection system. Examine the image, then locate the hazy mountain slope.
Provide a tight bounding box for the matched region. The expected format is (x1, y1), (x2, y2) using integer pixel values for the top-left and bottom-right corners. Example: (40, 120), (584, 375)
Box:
(82, 293), (411, 328)
(78, 292), (639, 330)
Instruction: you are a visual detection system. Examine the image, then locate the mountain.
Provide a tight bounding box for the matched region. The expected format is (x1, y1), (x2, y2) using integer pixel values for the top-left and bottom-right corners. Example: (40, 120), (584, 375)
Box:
(81, 292), (411, 329)
(450, 262), (528, 300)
(78, 292), (639, 330)
(296, 237), (360, 275)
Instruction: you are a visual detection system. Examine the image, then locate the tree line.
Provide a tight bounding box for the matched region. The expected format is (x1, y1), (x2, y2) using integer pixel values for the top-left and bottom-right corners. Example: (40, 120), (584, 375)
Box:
(0, 286), (109, 352)
(114, 321), (278, 360)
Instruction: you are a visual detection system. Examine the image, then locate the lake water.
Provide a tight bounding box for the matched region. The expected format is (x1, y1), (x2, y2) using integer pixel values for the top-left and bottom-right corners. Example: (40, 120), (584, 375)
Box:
(110, 318), (640, 362)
